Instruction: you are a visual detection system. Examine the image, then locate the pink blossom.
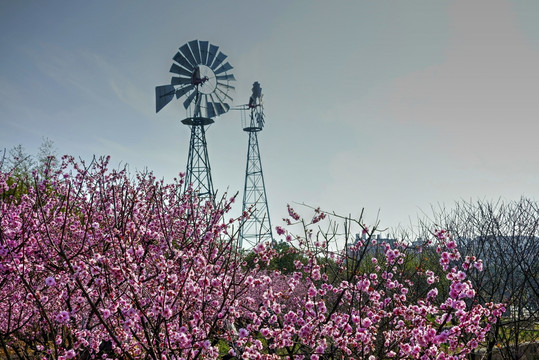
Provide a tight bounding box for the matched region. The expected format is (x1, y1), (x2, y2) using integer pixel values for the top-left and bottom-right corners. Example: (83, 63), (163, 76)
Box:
(474, 260), (483, 271)
(287, 204), (301, 221)
(55, 311), (70, 323)
(101, 308), (112, 319)
(253, 242), (265, 254)
(260, 327), (270, 337)
(238, 328), (249, 338)
(427, 288), (438, 299)
(162, 307), (172, 319)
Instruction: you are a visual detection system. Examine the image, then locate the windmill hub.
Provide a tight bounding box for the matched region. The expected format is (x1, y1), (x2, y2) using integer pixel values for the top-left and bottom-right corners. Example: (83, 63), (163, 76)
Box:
(192, 65), (216, 94)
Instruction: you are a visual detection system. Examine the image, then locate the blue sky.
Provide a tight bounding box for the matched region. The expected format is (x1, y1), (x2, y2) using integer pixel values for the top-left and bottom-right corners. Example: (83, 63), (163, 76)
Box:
(2, 1), (539, 234)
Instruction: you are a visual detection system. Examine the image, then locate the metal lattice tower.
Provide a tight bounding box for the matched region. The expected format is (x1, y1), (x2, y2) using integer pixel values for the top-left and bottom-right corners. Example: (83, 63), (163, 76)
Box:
(240, 82), (274, 248)
(155, 40), (235, 199)
(182, 117), (214, 198)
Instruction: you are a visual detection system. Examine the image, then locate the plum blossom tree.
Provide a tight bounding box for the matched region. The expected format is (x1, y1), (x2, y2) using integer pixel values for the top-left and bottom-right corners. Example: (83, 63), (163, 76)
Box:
(0, 157), (504, 360)
(236, 210), (505, 360)
(1, 156), (253, 360)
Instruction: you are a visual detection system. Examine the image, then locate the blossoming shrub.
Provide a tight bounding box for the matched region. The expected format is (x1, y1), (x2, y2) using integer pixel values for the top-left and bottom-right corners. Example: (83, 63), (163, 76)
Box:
(0, 157), (504, 360)
(0, 156), (254, 360)
(236, 215), (505, 360)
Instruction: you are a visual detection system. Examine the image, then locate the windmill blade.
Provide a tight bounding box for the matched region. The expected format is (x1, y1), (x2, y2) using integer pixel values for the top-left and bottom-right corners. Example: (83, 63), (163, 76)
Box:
(213, 102), (226, 116)
(199, 41), (209, 65)
(216, 74), (236, 82)
(188, 40), (202, 64)
(217, 82), (235, 92)
(179, 43), (197, 68)
(210, 52), (227, 71)
(171, 76), (192, 86)
(216, 84), (233, 102)
(214, 62), (233, 75)
(206, 44), (219, 66)
(206, 104), (216, 118)
(183, 89), (198, 109)
(155, 85), (175, 113)
(211, 92), (230, 115)
(173, 52), (194, 72)
(212, 102), (230, 116)
(175, 84), (194, 99)
(207, 94), (219, 118)
(170, 63), (193, 77)
(220, 102), (230, 115)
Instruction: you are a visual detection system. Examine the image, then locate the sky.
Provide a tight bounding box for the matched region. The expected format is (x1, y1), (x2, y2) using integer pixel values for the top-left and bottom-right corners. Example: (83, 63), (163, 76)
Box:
(2, 0), (539, 236)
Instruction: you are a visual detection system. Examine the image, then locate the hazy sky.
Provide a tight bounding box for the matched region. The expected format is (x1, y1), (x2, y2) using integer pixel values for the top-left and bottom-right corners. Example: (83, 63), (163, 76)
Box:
(2, 1), (539, 234)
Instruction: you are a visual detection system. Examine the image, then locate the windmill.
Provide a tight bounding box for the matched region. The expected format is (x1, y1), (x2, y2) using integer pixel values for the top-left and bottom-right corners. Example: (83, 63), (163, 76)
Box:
(155, 40), (235, 198)
(239, 82), (274, 248)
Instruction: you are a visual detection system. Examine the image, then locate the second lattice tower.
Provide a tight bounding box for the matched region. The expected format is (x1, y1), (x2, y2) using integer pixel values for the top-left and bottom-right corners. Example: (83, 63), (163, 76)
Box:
(240, 82), (274, 248)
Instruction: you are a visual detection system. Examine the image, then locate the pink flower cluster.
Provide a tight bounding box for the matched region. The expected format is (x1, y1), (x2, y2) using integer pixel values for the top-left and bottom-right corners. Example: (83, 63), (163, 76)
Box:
(0, 156), (504, 360)
(233, 221), (504, 359)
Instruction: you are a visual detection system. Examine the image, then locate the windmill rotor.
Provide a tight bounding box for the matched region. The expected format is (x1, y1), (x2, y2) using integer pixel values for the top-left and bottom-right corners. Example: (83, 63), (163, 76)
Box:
(156, 40), (236, 119)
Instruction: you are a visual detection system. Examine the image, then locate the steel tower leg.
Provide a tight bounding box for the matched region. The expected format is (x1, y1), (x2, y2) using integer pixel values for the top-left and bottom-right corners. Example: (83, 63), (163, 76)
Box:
(240, 129), (273, 248)
(185, 123), (214, 200)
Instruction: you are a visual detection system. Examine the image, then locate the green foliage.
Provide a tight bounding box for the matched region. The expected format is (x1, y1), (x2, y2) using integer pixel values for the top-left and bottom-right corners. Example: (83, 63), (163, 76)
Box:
(0, 139), (58, 204)
(0, 176), (31, 204)
(242, 240), (306, 273)
(1, 139), (58, 181)
(269, 241), (306, 273)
